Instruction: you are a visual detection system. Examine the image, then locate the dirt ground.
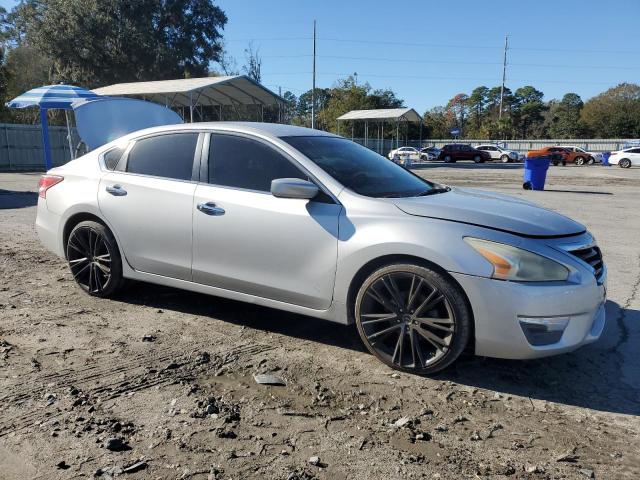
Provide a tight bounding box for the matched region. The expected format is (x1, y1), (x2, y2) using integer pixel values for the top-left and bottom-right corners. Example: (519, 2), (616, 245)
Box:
(1, 163), (639, 480)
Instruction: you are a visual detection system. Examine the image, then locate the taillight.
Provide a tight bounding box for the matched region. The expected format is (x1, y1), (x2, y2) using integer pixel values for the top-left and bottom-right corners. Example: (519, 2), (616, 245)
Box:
(610, 151), (617, 155)
(38, 175), (64, 198)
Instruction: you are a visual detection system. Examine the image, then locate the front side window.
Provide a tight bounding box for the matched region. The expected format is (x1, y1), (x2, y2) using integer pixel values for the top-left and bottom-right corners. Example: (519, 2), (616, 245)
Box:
(126, 133), (198, 181)
(283, 136), (440, 198)
(209, 134), (306, 192)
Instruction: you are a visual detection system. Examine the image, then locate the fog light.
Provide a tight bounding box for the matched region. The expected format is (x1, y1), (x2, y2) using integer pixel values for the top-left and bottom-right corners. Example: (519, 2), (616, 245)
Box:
(518, 316), (569, 346)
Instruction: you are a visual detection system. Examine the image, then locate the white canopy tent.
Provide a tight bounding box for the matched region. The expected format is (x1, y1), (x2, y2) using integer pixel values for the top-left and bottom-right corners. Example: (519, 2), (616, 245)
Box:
(336, 108), (423, 153)
(93, 75), (285, 122)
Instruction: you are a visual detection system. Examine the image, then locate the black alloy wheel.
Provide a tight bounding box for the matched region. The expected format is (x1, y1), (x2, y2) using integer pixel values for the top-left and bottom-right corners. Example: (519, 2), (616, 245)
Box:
(66, 220), (123, 297)
(355, 264), (471, 374)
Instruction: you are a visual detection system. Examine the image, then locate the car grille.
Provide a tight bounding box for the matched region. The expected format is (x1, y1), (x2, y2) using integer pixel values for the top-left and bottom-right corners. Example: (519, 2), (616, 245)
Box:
(568, 245), (604, 281)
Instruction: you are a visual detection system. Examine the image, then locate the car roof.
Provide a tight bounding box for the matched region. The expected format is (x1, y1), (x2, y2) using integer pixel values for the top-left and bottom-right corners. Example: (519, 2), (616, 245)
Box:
(111, 122), (339, 145)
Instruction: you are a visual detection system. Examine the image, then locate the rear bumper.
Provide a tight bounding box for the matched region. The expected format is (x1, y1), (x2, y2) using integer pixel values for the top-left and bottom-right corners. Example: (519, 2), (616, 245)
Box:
(451, 271), (606, 360)
(36, 198), (65, 258)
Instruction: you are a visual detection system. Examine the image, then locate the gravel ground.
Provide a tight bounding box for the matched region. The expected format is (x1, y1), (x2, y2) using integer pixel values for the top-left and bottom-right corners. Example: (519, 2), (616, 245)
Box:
(1, 164), (639, 480)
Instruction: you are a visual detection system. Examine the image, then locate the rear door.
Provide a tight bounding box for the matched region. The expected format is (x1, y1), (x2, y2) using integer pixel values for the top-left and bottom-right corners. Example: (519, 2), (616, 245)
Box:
(192, 133), (341, 310)
(98, 131), (200, 280)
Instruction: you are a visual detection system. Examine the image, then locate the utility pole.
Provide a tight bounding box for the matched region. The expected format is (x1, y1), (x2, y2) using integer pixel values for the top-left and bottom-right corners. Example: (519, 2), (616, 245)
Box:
(311, 20), (317, 129)
(498, 34), (508, 122)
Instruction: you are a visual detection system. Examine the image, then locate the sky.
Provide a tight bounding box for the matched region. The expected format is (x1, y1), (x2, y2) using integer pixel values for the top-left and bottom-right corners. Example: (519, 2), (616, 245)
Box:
(2, 0), (639, 112)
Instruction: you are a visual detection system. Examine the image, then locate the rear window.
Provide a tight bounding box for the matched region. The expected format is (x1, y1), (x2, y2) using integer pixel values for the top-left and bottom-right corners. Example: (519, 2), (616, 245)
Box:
(126, 133), (198, 181)
(103, 146), (125, 170)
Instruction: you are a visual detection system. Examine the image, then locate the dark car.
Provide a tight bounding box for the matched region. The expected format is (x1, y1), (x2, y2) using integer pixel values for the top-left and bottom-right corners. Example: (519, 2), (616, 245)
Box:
(438, 144), (491, 163)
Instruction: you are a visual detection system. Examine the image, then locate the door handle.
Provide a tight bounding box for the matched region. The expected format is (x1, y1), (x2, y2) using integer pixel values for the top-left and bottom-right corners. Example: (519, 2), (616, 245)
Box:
(197, 202), (225, 216)
(106, 184), (127, 196)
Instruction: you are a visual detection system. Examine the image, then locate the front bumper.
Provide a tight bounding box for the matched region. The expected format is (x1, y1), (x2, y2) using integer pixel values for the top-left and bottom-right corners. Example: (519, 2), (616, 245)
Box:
(451, 270), (606, 359)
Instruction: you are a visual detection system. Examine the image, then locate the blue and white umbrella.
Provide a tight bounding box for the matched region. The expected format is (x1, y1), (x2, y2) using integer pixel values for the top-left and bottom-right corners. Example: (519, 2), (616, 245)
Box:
(5, 84), (101, 169)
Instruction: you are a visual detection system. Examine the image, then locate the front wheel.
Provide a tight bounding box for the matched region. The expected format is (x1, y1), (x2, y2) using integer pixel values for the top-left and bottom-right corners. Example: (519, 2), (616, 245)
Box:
(443, 155), (454, 163)
(587, 156), (595, 165)
(500, 154), (510, 163)
(354, 263), (472, 374)
(575, 156), (585, 166)
(619, 158), (632, 168)
(66, 220), (124, 297)
(473, 155), (484, 163)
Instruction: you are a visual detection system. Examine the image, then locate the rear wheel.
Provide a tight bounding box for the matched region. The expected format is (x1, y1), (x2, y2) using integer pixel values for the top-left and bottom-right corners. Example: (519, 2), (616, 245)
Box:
(587, 156), (595, 165)
(354, 263), (472, 374)
(575, 156), (585, 166)
(66, 220), (124, 297)
(473, 155), (484, 164)
(500, 154), (510, 163)
(444, 155), (454, 163)
(619, 158), (632, 168)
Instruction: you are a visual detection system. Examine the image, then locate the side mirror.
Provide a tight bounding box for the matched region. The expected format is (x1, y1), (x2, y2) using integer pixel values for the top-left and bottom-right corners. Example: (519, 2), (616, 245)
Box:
(271, 178), (319, 199)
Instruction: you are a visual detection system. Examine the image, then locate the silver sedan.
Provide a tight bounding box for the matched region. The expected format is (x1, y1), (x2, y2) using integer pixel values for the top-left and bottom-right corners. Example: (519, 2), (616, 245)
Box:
(36, 123), (607, 374)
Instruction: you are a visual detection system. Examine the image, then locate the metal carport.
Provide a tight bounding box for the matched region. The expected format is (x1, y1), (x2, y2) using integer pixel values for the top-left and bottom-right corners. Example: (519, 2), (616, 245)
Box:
(93, 75), (285, 123)
(336, 108), (422, 153)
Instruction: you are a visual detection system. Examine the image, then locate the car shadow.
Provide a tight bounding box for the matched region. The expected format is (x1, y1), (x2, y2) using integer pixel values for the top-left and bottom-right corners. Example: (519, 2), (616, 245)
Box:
(116, 285), (639, 416)
(0, 189), (38, 209)
(542, 189), (613, 195)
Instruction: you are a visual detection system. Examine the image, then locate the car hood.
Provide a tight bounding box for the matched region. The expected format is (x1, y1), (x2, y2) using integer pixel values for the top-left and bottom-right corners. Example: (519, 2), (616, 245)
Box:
(392, 187), (586, 237)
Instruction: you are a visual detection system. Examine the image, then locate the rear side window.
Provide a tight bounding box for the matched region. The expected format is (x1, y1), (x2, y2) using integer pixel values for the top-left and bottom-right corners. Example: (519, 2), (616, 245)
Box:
(209, 134), (306, 192)
(103, 146), (125, 170)
(126, 133), (198, 181)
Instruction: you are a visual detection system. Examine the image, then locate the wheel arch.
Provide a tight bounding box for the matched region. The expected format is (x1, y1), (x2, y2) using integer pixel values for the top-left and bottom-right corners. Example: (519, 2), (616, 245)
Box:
(62, 212), (111, 259)
(344, 254), (476, 351)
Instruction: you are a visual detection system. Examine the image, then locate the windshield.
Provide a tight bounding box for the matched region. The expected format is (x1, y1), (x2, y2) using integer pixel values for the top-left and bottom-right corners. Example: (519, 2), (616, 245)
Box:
(283, 136), (441, 198)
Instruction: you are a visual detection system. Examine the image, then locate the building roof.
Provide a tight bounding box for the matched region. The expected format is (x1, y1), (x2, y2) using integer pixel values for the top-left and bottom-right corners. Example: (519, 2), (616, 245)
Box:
(93, 75), (284, 107)
(336, 107), (422, 122)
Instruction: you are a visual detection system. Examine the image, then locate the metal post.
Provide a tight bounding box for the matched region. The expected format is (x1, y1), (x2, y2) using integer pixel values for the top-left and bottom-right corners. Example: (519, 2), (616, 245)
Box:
(499, 35), (508, 122)
(40, 108), (52, 171)
(351, 122), (354, 141)
(396, 121), (399, 149)
(220, 105), (223, 121)
(64, 110), (74, 160)
(381, 123), (384, 156)
(365, 121), (368, 148)
(311, 20), (317, 129)
(261, 105), (264, 122)
(5, 125), (11, 170)
(189, 92), (194, 123)
(337, 120), (340, 136)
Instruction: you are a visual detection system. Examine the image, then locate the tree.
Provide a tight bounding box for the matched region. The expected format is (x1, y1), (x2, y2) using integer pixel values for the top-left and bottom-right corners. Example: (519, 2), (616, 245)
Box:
(445, 93), (469, 134)
(423, 106), (451, 139)
(466, 86), (488, 136)
(242, 41), (262, 83)
(281, 90), (297, 124)
(8, 0), (227, 87)
(580, 83), (640, 138)
(513, 86), (546, 138)
(547, 93), (587, 138)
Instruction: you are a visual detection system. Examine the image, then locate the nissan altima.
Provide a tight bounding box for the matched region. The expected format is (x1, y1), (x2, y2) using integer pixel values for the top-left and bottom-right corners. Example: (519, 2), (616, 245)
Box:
(36, 123), (607, 374)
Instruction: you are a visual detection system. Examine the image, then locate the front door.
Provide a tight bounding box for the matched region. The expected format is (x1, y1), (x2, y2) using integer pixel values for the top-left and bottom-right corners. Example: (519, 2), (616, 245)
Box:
(192, 133), (341, 310)
(98, 132), (200, 280)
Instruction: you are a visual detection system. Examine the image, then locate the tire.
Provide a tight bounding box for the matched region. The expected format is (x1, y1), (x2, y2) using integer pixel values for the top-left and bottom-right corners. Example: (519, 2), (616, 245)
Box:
(587, 156), (595, 165)
(575, 156), (585, 166)
(473, 155), (484, 164)
(500, 154), (510, 163)
(619, 158), (632, 168)
(523, 181), (532, 190)
(444, 155), (454, 163)
(552, 161), (559, 166)
(354, 263), (472, 375)
(66, 220), (124, 297)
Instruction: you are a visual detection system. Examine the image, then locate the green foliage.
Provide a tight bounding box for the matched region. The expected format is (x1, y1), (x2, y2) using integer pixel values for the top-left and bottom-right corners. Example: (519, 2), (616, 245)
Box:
(580, 83), (640, 138)
(8, 0), (227, 87)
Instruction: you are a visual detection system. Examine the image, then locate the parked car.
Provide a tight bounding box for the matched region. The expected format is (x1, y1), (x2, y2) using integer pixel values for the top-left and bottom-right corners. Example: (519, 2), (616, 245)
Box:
(388, 146), (420, 163)
(556, 146), (603, 165)
(420, 146), (441, 161)
(608, 147), (640, 168)
(438, 144), (491, 163)
(474, 144), (520, 163)
(527, 146), (568, 165)
(36, 123), (606, 374)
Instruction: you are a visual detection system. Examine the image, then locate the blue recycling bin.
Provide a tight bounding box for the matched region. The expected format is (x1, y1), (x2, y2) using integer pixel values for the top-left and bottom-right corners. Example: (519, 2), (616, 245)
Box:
(602, 152), (610, 166)
(523, 156), (551, 190)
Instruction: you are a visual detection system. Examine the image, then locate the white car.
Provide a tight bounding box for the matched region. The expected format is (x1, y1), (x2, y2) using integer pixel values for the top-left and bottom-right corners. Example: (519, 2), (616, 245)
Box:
(474, 144), (519, 163)
(557, 146), (603, 165)
(388, 147), (421, 163)
(608, 147), (640, 168)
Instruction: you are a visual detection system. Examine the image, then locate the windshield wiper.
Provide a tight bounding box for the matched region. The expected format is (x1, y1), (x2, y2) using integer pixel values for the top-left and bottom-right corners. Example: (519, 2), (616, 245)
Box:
(415, 186), (451, 196)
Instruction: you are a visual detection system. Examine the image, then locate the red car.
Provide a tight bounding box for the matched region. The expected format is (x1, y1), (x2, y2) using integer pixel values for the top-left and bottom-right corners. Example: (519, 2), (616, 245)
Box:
(438, 144), (491, 163)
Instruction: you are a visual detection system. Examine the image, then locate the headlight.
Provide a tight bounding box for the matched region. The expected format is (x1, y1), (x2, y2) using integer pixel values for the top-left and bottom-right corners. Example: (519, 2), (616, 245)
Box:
(464, 238), (569, 282)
